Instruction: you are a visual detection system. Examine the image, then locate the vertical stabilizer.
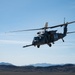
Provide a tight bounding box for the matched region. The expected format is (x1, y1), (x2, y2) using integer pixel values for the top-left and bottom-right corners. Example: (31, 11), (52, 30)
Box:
(63, 18), (67, 36)
(63, 24), (68, 36)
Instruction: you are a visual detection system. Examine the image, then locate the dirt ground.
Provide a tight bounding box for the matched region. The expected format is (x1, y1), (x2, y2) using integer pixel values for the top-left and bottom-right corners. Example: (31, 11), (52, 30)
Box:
(0, 72), (75, 75)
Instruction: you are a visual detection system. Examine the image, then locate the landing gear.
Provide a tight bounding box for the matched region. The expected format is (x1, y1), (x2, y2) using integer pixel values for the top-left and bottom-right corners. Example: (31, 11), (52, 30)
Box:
(62, 38), (64, 42)
(52, 42), (54, 44)
(37, 45), (40, 48)
(48, 43), (52, 47)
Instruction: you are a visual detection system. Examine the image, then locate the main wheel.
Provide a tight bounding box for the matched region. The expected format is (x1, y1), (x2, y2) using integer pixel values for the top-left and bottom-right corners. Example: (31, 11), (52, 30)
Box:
(37, 45), (40, 48)
(48, 44), (52, 47)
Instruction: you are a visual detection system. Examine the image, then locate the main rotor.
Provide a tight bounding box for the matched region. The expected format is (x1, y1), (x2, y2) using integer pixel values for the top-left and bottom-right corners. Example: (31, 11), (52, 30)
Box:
(8, 20), (75, 33)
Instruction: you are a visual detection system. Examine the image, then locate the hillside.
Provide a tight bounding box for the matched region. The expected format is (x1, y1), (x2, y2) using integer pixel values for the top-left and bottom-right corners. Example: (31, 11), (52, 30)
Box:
(0, 64), (75, 73)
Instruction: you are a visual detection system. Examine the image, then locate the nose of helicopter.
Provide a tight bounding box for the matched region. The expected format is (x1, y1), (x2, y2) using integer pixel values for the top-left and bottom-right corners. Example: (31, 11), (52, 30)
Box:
(32, 40), (38, 45)
(32, 36), (40, 45)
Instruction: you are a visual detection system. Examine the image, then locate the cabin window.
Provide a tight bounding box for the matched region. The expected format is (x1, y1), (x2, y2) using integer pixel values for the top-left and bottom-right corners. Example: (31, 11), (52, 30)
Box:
(54, 34), (58, 40)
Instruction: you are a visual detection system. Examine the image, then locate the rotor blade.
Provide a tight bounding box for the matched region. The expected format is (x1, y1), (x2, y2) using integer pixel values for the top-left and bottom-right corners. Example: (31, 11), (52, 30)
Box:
(23, 44), (33, 48)
(9, 28), (44, 33)
(8, 21), (75, 33)
(48, 21), (75, 29)
(67, 31), (75, 34)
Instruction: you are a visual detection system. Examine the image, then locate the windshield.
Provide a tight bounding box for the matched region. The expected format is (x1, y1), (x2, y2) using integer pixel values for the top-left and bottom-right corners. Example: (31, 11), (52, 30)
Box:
(34, 37), (39, 40)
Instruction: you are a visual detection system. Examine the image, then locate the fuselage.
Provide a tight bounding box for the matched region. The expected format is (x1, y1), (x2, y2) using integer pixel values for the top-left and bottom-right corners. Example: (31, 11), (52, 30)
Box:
(32, 31), (66, 46)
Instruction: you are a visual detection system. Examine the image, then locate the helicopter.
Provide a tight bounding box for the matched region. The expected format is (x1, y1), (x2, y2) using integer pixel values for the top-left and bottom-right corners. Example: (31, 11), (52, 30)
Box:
(10, 20), (75, 48)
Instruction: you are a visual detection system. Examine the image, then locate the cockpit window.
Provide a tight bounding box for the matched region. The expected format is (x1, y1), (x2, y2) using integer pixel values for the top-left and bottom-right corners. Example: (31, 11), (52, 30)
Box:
(34, 37), (39, 40)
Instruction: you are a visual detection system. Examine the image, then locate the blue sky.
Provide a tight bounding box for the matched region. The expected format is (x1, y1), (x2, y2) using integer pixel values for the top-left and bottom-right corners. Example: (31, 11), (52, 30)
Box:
(0, 0), (75, 66)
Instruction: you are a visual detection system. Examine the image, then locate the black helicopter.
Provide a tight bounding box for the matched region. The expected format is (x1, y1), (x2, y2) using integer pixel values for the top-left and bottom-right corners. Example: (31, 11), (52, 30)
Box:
(10, 20), (75, 48)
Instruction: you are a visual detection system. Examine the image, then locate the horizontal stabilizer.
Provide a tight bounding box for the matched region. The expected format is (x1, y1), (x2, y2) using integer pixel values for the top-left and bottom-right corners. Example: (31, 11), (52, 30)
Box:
(67, 31), (75, 34)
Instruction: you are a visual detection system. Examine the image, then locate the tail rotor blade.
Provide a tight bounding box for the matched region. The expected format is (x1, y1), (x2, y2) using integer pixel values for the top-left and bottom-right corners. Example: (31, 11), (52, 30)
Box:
(64, 17), (65, 24)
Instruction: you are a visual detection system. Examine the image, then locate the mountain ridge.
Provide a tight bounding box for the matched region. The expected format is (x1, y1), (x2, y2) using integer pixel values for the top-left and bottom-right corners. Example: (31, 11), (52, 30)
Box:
(0, 62), (13, 66)
(0, 63), (75, 72)
(0, 62), (75, 67)
(0, 62), (75, 72)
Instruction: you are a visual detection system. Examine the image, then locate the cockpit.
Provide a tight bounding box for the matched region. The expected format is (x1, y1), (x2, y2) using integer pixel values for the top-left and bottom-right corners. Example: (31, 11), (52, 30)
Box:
(34, 36), (40, 41)
(32, 36), (40, 45)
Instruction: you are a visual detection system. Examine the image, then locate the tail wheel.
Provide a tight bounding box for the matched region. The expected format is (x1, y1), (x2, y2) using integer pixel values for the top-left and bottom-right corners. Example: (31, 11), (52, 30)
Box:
(62, 38), (64, 42)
